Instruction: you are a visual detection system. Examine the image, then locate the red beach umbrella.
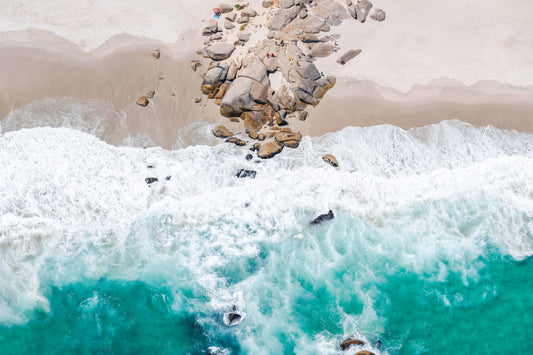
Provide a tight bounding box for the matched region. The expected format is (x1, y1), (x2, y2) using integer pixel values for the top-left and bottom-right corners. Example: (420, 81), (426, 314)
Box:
(213, 8), (221, 16)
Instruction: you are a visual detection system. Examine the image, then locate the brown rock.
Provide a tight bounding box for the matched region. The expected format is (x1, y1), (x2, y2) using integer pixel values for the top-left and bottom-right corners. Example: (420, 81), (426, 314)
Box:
(251, 143), (261, 151)
(283, 140), (300, 148)
(299, 111), (308, 121)
(242, 112), (268, 132)
(275, 131), (302, 143)
(136, 96), (149, 106)
(226, 137), (246, 146)
(212, 125), (233, 138)
(153, 50), (160, 59)
(146, 90), (155, 98)
(337, 49), (362, 65)
(258, 133), (266, 141)
(340, 339), (364, 351)
(249, 131), (259, 139)
(258, 142), (283, 159)
(354, 352), (374, 355)
(194, 97), (202, 103)
(323, 154), (338, 168)
(214, 82), (230, 100)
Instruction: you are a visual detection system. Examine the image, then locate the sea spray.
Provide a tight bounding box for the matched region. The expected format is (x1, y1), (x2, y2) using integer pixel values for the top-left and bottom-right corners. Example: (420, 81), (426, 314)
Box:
(0, 121), (532, 353)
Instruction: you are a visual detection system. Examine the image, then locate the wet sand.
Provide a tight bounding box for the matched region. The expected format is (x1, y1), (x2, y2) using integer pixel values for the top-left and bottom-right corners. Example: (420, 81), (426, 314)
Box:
(1, 35), (532, 149)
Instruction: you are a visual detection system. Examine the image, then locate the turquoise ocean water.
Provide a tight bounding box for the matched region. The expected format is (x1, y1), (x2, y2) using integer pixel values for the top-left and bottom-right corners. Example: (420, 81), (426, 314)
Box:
(0, 102), (532, 354)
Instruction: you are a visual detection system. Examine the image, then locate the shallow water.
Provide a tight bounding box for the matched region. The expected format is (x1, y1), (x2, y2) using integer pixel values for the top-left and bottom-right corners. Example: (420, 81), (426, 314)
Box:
(0, 103), (532, 354)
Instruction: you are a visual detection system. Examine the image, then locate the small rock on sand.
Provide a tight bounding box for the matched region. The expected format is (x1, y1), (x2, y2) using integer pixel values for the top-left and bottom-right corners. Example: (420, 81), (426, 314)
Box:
(212, 125), (233, 138)
(262, 0), (274, 7)
(146, 90), (155, 98)
(136, 96), (149, 106)
(258, 142), (283, 159)
(323, 154), (338, 167)
(152, 49), (160, 59)
(337, 49), (362, 64)
(370, 8), (386, 21)
(225, 19), (236, 29)
(242, 7), (257, 17)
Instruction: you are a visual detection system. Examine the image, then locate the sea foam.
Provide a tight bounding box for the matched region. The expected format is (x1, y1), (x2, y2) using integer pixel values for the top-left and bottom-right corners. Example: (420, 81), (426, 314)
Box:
(0, 121), (532, 353)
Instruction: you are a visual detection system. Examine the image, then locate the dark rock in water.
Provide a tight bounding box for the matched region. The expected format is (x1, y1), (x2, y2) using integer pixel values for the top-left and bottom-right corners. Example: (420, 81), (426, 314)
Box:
(223, 311), (243, 326)
(165, 176), (171, 181)
(145, 177), (159, 184)
(311, 210), (334, 225)
(340, 338), (365, 351)
(375, 340), (382, 349)
(246, 154), (253, 161)
(236, 169), (256, 178)
(354, 351), (374, 355)
(147, 165), (155, 169)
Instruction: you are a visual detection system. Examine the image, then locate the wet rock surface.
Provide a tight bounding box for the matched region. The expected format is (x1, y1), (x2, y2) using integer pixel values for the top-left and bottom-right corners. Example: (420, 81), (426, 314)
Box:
(311, 210), (334, 225)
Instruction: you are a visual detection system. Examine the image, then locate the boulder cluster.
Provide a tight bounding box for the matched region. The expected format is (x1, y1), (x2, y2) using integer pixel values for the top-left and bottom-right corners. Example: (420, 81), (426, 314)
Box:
(201, 0), (384, 162)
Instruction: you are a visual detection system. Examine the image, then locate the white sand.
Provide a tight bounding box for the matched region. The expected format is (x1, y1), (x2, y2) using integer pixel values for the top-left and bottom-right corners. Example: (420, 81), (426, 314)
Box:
(1, 0), (532, 91)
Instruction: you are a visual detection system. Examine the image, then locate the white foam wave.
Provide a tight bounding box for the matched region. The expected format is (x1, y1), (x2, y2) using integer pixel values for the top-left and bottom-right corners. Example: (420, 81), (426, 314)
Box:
(0, 121), (531, 352)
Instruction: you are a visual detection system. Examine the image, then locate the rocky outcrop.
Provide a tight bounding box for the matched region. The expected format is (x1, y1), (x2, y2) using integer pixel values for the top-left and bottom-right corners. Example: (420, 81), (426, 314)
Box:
(311, 210), (334, 225)
(220, 77), (256, 117)
(312, 0), (350, 26)
(322, 154), (338, 167)
(258, 142), (283, 159)
(340, 339), (365, 350)
(267, 7), (300, 31)
(212, 125), (233, 138)
(337, 49), (362, 64)
(205, 42), (235, 60)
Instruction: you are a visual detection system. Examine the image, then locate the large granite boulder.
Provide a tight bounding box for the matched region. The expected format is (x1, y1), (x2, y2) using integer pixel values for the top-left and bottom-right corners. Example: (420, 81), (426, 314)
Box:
(201, 64), (228, 94)
(220, 77), (256, 116)
(202, 18), (219, 36)
(206, 42), (235, 60)
(219, 3), (233, 13)
(280, 0), (295, 9)
(312, 0), (350, 26)
(258, 142), (283, 159)
(355, 0), (373, 22)
(238, 55), (269, 85)
(295, 60), (321, 81)
(267, 7), (300, 31)
(242, 7), (258, 17)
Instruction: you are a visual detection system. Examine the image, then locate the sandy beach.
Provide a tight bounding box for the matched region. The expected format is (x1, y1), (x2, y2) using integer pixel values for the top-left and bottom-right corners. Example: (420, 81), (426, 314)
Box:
(1, 0), (532, 148)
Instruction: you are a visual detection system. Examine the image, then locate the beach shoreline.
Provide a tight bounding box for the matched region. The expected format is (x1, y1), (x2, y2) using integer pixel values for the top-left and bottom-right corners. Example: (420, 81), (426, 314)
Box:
(1, 33), (532, 148)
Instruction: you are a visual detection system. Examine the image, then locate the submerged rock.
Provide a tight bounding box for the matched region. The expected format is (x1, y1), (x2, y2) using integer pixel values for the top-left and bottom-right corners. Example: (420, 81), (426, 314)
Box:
(340, 339), (365, 351)
(236, 169), (257, 178)
(323, 154), (338, 167)
(145, 177), (158, 184)
(310, 210), (334, 225)
(223, 312), (242, 326)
